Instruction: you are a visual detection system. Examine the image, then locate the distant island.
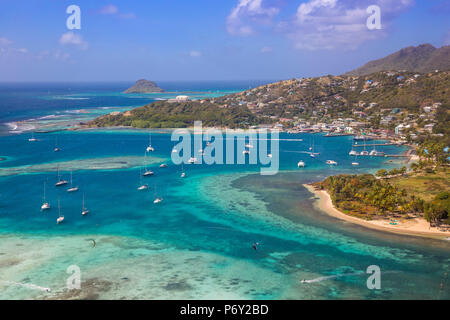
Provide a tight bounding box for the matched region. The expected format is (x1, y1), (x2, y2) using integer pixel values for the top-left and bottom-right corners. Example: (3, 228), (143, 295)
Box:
(124, 79), (164, 93)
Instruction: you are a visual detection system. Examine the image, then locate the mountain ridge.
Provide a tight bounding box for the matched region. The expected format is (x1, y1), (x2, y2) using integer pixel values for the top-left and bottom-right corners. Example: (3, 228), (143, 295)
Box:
(345, 44), (450, 76)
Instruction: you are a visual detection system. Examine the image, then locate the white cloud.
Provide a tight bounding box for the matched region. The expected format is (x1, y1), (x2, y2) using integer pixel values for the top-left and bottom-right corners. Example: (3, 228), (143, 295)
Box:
(100, 4), (119, 15)
(59, 32), (88, 50)
(0, 37), (13, 47)
(260, 46), (273, 53)
(99, 4), (136, 19)
(189, 50), (202, 57)
(227, 0), (280, 36)
(288, 0), (414, 50)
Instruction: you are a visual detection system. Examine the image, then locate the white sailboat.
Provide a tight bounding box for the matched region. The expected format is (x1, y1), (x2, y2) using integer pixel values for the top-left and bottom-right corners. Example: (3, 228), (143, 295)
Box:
(56, 198), (64, 224)
(142, 152), (154, 176)
(55, 165), (68, 187)
(326, 160), (338, 166)
(146, 133), (155, 152)
(54, 136), (61, 152)
(41, 181), (50, 211)
(360, 135), (369, 156)
(67, 170), (79, 192)
(153, 185), (163, 204)
(81, 194), (89, 216)
(28, 132), (38, 142)
(180, 164), (186, 178)
(137, 170), (149, 191)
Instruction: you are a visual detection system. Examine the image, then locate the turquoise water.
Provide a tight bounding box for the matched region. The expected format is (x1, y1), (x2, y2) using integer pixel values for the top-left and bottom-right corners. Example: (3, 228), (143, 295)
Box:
(0, 84), (449, 300)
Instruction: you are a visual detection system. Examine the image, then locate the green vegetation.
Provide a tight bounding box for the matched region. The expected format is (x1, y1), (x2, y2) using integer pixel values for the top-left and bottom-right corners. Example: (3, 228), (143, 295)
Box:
(316, 171), (449, 226)
(88, 101), (261, 129)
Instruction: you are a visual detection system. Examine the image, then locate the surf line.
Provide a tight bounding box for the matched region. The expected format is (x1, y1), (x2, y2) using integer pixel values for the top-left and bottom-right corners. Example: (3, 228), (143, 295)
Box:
(301, 270), (398, 284)
(1, 280), (51, 292)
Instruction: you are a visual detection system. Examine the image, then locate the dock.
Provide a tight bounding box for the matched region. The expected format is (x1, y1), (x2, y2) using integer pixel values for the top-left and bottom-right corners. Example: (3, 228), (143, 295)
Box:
(353, 143), (398, 147)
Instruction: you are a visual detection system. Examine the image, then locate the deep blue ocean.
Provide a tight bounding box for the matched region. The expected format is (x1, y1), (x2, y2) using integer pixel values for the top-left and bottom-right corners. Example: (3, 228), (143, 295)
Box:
(0, 82), (448, 300)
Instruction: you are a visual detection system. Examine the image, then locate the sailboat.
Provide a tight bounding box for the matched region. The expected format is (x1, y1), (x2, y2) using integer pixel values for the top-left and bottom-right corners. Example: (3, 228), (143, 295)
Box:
(54, 136), (61, 152)
(142, 152), (154, 176)
(67, 170), (79, 192)
(146, 133), (155, 152)
(153, 184), (163, 204)
(326, 160), (338, 166)
(137, 170), (149, 191)
(349, 137), (358, 156)
(56, 197), (64, 224)
(81, 194), (89, 216)
(28, 132), (38, 142)
(180, 164), (186, 178)
(55, 165), (68, 187)
(41, 181), (50, 211)
(309, 138), (319, 157)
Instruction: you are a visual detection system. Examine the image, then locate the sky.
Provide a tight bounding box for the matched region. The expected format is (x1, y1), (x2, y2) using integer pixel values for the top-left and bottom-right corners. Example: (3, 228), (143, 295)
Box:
(0, 0), (449, 82)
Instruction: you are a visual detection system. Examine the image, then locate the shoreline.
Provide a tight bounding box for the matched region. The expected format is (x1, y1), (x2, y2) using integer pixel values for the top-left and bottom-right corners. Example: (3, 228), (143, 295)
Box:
(303, 184), (450, 240)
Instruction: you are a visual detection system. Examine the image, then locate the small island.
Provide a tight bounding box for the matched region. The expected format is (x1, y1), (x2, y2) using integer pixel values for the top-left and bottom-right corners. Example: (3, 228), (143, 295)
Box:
(124, 79), (164, 93)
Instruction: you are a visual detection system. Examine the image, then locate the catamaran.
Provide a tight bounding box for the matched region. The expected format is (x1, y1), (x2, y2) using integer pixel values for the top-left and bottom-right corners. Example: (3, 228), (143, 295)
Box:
(67, 170), (79, 192)
(55, 165), (68, 187)
(146, 133), (155, 152)
(56, 198), (64, 224)
(41, 181), (50, 211)
(81, 194), (89, 216)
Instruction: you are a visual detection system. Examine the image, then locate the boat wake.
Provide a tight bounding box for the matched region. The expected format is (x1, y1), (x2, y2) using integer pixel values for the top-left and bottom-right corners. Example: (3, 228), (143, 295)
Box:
(301, 271), (365, 283)
(1, 280), (51, 292)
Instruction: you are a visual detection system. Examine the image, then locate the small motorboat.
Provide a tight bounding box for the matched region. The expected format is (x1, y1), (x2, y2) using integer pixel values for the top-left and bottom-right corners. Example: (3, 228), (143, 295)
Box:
(159, 164), (168, 168)
(297, 161), (305, 168)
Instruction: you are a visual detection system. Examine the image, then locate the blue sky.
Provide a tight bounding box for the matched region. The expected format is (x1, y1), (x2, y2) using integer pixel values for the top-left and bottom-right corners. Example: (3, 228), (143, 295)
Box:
(0, 0), (449, 82)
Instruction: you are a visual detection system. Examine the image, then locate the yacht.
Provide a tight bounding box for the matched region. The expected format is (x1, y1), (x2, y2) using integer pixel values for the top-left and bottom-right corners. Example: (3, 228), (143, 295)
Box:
(352, 162), (360, 166)
(138, 170), (149, 190)
(56, 198), (64, 224)
(153, 185), (163, 204)
(297, 161), (306, 168)
(360, 150), (369, 156)
(180, 164), (186, 178)
(188, 157), (197, 164)
(28, 132), (38, 142)
(159, 164), (168, 168)
(143, 152), (154, 176)
(243, 150), (250, 155)
(245, 144), (254, 149)
(54, 137), (61, 152)
(55, 166), (68, 187)
(268, 154), (273, 158)
(67, 171), (79, 192)
(369, 148), (377, 156)
(81, 194), (89, 216)
(146, 133), (155, 152)
(326, 160), (338, 166)
(41, 181), (50, 211)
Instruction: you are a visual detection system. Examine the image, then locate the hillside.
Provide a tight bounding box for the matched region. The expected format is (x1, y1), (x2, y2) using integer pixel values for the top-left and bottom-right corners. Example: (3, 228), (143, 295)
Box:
(346, 44), (450, 76)
(89, 70), (449, 132)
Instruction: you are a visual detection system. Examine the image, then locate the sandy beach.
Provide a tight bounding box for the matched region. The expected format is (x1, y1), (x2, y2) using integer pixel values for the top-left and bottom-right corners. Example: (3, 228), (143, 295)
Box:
(303, 184), (450, 240)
